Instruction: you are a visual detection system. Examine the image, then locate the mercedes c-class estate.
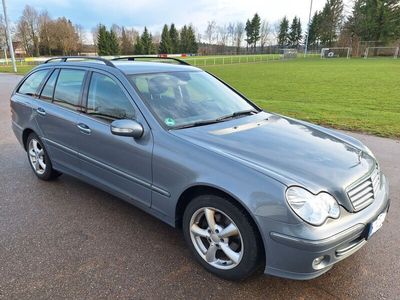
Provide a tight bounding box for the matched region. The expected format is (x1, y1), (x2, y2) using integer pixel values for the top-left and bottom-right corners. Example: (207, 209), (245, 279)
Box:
(11, 56), (390, 280)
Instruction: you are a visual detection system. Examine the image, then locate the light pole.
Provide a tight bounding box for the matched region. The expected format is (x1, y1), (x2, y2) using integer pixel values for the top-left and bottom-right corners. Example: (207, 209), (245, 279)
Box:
(304, 0), (313, 58)
(1, 0), (17, 72)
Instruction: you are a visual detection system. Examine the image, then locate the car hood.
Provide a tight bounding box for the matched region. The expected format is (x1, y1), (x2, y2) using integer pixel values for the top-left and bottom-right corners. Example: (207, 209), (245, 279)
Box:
(171, 112), (375, 207)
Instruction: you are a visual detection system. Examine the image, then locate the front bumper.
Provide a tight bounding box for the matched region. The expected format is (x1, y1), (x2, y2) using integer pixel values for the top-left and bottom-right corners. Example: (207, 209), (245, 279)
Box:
(258, 174), (390, 280)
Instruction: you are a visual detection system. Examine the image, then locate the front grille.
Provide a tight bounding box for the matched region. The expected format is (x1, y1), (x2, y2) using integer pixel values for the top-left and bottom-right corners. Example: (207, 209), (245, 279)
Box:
(347, 166), (380, 211)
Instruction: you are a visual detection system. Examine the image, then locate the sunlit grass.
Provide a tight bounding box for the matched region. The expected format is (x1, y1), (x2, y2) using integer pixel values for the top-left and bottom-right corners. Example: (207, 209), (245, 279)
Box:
(1, 58), (399, 138)
(203, 58), (400, 138)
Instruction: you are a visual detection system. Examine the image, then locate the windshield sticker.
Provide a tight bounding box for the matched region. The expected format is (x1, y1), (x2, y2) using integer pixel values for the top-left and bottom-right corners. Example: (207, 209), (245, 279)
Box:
(164, 118), (176, 126)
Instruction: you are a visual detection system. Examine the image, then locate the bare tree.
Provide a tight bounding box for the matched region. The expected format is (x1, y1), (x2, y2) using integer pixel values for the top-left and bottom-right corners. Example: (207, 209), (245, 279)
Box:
(91, 25), (99, 47)
(205, 20), (216, 44)
(218, 24), (228, 47)
(126, 28), (139, 43)
(16, 18), (31, 55)
(111, 24), (122, 38)
(271, 21), (281, 46)
(0, 14), (6, 49)
(227, 22), (235, 47)
(74, 24), (85, 53)
(234, 22), (244, 53)
(260, 20), (271, 52)
(39, 10), (52, 55)
(55, 18), (79, 55)
(18, 5), (40, 56)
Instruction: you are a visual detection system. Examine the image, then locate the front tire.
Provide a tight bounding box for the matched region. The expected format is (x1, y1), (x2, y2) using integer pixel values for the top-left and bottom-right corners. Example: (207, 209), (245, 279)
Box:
(26, 133), (62, 181)
(183, 194), (264, 280)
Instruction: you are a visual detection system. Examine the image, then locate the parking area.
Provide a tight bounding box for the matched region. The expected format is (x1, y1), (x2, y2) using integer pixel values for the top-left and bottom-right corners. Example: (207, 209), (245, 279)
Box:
(0, 73), (399, 299)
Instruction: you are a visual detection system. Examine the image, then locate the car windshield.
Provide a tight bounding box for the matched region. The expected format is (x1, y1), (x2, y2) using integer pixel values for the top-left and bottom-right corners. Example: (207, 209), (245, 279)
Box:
(128, 71), (258, 128)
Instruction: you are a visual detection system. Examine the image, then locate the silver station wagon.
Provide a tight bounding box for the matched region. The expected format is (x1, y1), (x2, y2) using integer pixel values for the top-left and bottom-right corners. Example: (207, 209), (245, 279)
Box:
(11, 56), (390, 280)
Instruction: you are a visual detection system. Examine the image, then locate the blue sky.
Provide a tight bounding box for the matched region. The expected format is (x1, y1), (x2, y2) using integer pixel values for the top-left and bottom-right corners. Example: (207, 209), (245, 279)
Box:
(5, 0), (352, 41)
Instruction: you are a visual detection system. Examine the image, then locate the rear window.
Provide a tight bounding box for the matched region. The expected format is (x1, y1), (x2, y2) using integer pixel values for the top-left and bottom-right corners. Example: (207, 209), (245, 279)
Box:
(53, 69), (86, 110)
(40, 69), (59, 102)
(18, 70), (49, 96)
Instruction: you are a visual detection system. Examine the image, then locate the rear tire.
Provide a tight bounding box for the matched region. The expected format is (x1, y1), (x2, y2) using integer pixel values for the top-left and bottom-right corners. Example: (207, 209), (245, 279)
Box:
(26, 133), (62, 181)
(183, 194), (264, 281)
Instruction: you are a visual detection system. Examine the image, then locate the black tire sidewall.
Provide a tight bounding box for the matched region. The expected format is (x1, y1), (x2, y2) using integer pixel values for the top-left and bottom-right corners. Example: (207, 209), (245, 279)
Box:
(183, 194), (263, 281)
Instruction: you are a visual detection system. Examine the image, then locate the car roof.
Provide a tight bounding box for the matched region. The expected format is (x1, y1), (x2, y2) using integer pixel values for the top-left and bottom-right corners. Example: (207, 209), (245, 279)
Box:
(37, 60), (201, 75)
(113, 61), (201, 75)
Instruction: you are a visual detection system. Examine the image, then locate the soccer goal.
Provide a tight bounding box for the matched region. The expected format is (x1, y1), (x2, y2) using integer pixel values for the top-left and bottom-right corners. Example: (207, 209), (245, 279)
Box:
(364, 47), (399, 59)
(321, 47), (351, 59)
(282, 49), (298, 59)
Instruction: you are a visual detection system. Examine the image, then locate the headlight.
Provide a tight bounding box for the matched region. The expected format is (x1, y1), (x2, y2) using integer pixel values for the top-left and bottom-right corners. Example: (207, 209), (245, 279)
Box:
(286, 187), (340, 226)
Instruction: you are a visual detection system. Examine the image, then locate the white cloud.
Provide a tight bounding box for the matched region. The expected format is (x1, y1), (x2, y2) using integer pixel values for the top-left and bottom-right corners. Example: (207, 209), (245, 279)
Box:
(8, 0), (353, 37)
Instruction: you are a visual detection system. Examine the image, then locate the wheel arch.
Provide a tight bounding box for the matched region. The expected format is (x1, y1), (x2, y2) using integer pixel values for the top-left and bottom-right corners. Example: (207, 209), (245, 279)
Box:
(175, 184), (266, 264)
(22, 128), (36, 150)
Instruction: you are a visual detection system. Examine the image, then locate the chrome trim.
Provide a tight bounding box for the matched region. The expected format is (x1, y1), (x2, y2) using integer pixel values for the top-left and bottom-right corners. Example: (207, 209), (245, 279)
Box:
(346, 165), (380, 211)
(335, 239), (367, 257)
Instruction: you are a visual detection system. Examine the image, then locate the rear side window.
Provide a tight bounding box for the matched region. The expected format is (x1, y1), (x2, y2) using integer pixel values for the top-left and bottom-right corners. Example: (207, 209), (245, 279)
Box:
(18, 70), (49, 96)
(40, 69), (59, 101)
(53, 69), (86, 110)
(86, 72), (135, 122)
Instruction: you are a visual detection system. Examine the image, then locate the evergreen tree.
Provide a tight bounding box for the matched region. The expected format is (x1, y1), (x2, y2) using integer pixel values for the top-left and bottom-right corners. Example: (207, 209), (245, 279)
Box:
(180, 25), (189, 53)
(244, 19), (253, 52)
(97, 24), (110, 55)
(121, 27), (133, 55)
(251, 13), (261, 52)
(346, 0), (400, 43)
(187, 25), (198, 53)
(109, 29), (120, 55)
(159, 24), (172, 54)
(277, 16), (290, 47)
(289, 17), (302, 48)
(308, 11), (321, 47)
(319, 0), (344, 46)
(133, 35), (143, 54)
(169, 23), (180, 53)
(141, 27), (155, 54)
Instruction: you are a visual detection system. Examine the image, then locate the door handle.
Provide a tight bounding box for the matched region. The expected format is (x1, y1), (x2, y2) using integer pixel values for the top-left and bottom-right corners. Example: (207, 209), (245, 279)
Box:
(77, 123), (91, 134)
(36, 107), (46, 116)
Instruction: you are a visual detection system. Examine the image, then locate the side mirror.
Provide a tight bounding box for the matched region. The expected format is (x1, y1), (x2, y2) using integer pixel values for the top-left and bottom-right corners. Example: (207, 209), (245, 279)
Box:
(110, 119), (144, 139)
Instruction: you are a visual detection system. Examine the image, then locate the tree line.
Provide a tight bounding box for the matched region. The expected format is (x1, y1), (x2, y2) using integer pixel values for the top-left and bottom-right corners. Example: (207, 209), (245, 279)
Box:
(1, 0), (399, 57)
(306, 0), (399, 48)
(96, 23), (198, 55)
(3, 5), (85, 56)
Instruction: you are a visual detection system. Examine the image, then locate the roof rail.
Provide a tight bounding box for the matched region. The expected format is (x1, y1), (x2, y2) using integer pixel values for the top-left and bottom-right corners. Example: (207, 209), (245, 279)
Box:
(112, 56), (191, 66)
(44, 56), (116, 67)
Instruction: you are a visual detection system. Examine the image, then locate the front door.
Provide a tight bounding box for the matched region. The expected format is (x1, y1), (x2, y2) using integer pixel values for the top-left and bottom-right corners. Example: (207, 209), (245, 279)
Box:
(76, 71), (153, 206)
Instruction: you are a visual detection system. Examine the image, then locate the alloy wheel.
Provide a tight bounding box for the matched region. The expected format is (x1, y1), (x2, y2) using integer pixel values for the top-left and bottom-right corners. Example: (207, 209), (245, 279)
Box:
(189, 207), (244, 270)
(28, 138), (46, 175)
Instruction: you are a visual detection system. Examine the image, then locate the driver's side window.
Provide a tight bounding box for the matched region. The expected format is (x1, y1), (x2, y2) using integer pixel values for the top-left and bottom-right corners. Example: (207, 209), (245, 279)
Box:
(87, 72), (135, 122)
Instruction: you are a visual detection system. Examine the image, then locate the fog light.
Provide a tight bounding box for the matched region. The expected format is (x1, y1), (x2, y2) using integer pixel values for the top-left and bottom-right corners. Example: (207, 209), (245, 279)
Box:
(312, 255), (328, 270)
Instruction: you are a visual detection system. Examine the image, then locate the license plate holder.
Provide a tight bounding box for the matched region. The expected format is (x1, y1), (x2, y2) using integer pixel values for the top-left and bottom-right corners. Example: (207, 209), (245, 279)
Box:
(367, 212), (387, 239)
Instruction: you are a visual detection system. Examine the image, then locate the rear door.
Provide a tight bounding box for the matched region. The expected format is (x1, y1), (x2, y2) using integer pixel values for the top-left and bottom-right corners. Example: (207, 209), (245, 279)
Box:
(11, 69), (50, 141)
(33, 68), (87, 175)
(76, 70), (153, 207)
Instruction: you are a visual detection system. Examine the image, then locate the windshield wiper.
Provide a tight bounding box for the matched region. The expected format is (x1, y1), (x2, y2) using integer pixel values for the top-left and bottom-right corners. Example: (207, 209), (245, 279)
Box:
(172, 109), (259, 130)
(216, 109), (258, 122)
(172, 119), (222, 129)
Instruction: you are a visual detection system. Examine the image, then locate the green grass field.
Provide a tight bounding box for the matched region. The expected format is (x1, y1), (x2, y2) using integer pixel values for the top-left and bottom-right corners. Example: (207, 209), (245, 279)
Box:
(1, 58), (399, 138)
(203, 59), (400, 138)
(0, 64), (36, 75)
